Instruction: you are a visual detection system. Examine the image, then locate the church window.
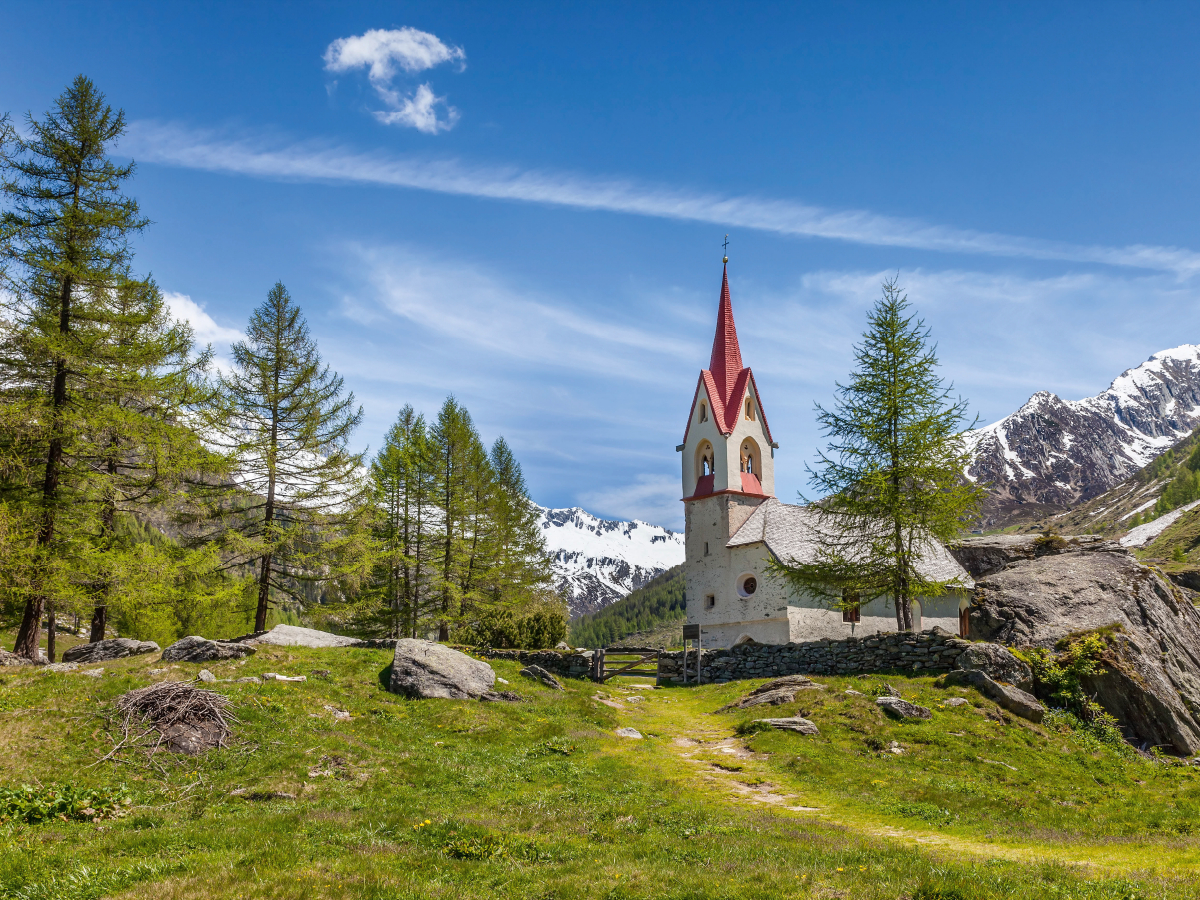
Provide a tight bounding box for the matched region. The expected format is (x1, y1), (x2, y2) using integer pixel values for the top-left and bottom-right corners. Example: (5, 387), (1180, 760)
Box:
(699, 401), (708, 423)
(740, 441), (756, 475)
(705, 594), (716, 609)
(745, 398), (755, 421)
(704, 541), (710, 556)
(737, 573), (758, 598)
(842, 589), (861, 624)
(958, 598), (970, 638)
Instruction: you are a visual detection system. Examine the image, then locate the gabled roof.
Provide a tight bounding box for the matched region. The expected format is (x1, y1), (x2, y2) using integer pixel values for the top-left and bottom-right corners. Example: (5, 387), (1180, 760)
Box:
(727, 499), (974, 588)
(682, 264), (775, 444)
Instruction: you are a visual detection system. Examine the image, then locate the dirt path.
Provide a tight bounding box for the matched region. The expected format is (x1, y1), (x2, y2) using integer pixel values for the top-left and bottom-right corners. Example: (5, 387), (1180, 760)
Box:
(598, 683), (1200, 875)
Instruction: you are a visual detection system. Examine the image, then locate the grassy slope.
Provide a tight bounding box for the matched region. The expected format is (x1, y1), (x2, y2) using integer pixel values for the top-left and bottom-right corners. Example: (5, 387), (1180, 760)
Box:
(1, 643), (1199, 899)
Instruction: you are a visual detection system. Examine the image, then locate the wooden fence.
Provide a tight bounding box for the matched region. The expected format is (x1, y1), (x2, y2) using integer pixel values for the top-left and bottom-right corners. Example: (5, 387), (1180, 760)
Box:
(589, 647), (661, 683)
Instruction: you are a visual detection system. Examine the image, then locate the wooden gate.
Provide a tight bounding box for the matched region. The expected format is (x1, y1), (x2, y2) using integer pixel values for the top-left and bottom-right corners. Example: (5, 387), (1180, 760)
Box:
(590, 646), (661, 683)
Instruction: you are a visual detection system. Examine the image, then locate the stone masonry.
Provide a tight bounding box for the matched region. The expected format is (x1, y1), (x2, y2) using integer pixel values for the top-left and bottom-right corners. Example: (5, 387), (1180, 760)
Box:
(477, 627), (969, 684)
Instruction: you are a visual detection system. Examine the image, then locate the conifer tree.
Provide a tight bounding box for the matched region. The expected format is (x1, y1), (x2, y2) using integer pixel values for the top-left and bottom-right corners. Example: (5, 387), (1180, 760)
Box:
(428, 397), (487, 640)
(772, 277), (984, 631)
(484, 437), (553, 609)
(370, 405), (437, 638)
(0, 77), (214, 657)
(202, 282), (372, 631)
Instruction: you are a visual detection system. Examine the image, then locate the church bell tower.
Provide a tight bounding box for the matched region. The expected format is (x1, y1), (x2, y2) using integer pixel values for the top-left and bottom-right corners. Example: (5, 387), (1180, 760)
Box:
(678, 259), (776, 617)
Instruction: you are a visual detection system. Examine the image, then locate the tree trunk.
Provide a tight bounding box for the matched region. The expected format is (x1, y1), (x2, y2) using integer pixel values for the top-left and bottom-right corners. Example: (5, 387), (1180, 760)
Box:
(14, 275), (73, 658)
(90, 604), (107, 643)
(46, 603), (56, 663)
(255, 550), (272, 632)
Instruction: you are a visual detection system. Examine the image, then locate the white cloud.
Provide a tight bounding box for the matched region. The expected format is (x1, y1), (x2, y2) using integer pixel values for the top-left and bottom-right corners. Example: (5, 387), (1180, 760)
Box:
(373, 83), (459, 134)
(163, 291), (243, 371)
(324, 27), (465, 134)
(125, 122), (1200, 277)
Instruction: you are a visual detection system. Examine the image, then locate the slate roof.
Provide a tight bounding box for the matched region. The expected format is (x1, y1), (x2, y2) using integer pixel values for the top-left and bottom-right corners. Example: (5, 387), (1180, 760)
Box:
(727, 498), (974, 588)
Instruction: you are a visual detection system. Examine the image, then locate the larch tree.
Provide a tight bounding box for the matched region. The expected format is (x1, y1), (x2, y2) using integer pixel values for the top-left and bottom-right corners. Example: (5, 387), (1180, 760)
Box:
(483, 437), (553, 610)
(0, 77), (211, 658)
(203, 282), (373, 632)
(770, 277), (984, 631)
(370, 405), (438, 638)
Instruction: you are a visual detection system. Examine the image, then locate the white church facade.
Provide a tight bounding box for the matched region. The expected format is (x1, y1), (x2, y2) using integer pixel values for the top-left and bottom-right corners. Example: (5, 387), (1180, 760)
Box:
(679, 263), (974, 649)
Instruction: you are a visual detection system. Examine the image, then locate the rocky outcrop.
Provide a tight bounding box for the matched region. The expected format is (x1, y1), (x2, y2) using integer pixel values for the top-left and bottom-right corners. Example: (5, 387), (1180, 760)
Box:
(520, 665), (564, 690)
(876, 697), (932, 720)
(718, 675), (823, 711)
(943, 669), (1044, 723)
(753, 716), (820, 734)
(959, 534), (1200, 754)
(389, 640), (496, 700)
(252, 625), (362, 648)
(954, 642), (1034, 692)
(62, 638), (160, 664)
(161, 636), (257, 663)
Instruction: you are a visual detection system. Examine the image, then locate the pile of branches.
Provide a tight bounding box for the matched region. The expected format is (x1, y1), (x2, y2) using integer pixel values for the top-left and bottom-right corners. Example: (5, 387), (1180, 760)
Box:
(102, 680), (236, 763)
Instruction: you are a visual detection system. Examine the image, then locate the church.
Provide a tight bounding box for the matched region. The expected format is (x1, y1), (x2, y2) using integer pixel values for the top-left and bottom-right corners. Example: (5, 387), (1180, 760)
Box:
(678, 261), (974, 649)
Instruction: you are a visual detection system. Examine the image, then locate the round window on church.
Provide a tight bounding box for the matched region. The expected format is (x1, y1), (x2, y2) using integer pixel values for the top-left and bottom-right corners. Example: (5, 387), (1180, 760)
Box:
(737, 573), (758, 598)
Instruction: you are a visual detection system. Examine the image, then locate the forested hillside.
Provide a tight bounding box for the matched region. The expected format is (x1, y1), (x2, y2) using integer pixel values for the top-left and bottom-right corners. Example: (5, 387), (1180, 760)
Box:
(568, 564), (684, 648)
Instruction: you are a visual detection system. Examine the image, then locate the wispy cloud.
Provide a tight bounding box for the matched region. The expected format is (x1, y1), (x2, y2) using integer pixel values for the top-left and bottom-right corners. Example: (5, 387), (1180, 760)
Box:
(324, 27), (465, 133)
(124, 122), (1200, 276)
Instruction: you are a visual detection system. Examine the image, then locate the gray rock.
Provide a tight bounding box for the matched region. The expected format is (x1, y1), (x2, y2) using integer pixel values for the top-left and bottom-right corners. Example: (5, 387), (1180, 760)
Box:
(555, 641), (571, 650)
(968, 546), (1200, 754)
(942, 697), (969, 707)
(161, 636), (256, 663)
(480, 690), (523, 703)
(252, 624), (362, 648)
(616, 727), (643, 739)
(943, 669), (1044, 723)
(0, 649), (43, 666)
(197, 669), (217, 683)
(876, 696), (933, 720)
(236, 676), (262, 684)
(955, 642), (1034, 692)
(42, 662), (80, 673)
(754, 716), (820, 735)
(62, 638), (160, 664)
(520, 664), (564, 690)
(389, 639), (495, 700)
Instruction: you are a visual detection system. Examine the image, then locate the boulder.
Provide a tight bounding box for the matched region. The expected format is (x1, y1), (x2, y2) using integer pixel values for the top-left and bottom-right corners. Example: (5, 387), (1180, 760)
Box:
(966, 544), (1200, 754)
(955, 643), (1033, 692)
(753, 716), (820, 735)
(876, 696), (932, 720)
(161, 636), (257, 663)
(942, 697), (969, 707)
(252, 624), (362, 648)
(717, 675), (824, 711)
(950, 533), (1119, 579)
(389, 639), (495, 700)
(943, 669), (1045, 723)
(520, 665), (563, 690)
(62, 638), (160, 664)
(197, 670), (217, 683)
(0, 649), (42, 666)
(616, 727), (643, 739)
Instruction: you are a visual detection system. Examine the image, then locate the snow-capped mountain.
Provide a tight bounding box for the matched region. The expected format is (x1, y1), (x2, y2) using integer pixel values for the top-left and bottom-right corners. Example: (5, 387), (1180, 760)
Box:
(536, 507), (685, 618)
(966, 345), (1200, 526)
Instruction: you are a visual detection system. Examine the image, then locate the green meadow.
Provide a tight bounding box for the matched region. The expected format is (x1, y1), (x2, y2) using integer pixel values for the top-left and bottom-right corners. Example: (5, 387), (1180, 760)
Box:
(1, 640), (1197, 900)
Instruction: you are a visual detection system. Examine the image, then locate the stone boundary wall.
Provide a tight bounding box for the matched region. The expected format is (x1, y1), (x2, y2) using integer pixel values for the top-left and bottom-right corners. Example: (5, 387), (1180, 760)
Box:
(476, 628), (970, 683)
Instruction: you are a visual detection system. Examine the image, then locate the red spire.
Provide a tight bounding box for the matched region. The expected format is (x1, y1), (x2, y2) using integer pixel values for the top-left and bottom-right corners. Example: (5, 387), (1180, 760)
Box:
(708, 263), (743, 401)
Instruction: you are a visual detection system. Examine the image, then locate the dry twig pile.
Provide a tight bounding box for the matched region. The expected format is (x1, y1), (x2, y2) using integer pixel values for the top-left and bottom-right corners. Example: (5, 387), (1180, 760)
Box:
(102, 680), (236, 762)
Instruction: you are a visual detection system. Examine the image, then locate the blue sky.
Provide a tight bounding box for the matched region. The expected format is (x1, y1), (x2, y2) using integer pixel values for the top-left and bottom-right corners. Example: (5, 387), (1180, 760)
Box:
(5, 2), (1200, 529)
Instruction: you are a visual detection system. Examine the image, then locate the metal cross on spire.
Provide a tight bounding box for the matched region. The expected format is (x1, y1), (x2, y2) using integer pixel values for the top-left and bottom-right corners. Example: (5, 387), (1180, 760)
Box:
(722, 233), (729, 263)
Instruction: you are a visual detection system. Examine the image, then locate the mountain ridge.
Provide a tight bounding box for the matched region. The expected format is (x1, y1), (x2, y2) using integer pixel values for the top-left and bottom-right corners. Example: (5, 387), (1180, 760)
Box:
(536, 506), (685, 619)
(966, 344), (1200, 527)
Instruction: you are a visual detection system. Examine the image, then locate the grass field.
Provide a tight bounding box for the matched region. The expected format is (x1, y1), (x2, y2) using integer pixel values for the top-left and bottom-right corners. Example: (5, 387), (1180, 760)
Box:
(1, 638), (1198, 899)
